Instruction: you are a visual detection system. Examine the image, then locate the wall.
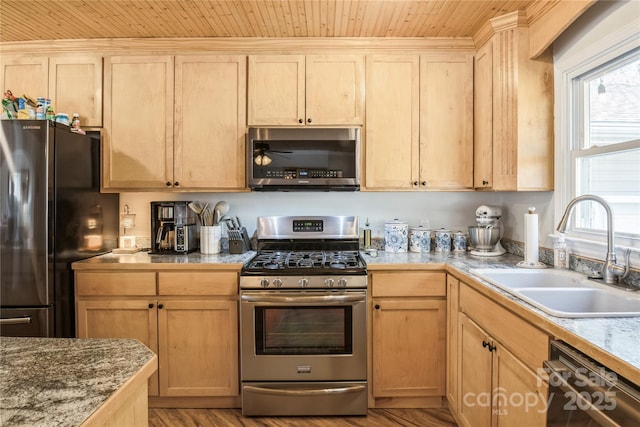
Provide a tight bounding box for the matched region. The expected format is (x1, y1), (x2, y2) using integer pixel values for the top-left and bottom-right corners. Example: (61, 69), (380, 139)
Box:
(119, 190), (553, 247)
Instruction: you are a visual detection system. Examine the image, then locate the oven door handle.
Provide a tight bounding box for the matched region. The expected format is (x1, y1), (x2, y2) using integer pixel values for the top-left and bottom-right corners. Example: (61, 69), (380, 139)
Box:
(543, 360), (619, 427)
(241, 294), (366, 304)
(243, 384), (366, 396)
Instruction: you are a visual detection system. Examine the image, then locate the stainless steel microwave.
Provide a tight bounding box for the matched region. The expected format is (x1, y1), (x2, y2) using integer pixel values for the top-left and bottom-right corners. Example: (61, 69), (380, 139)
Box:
(247, 127), (361, 191)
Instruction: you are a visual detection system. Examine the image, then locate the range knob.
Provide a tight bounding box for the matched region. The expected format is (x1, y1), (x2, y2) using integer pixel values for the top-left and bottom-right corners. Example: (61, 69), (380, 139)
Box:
(337, 278), (348, 288)
(298, 278), (309, 288)
(324, 278), (335, 288)
(273, 278), (283, 288)
(259, 278), (270, 288)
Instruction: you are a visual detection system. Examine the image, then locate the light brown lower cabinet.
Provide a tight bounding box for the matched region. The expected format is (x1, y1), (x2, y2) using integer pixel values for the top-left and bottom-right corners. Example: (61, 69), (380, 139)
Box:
(370, 271), (446, 408)
(75, 270), (239, 404)
(452, 280), (549, 427)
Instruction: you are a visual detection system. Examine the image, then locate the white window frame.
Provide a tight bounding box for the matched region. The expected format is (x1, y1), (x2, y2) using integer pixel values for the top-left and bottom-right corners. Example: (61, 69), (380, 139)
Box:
(554, 3), (640, 267)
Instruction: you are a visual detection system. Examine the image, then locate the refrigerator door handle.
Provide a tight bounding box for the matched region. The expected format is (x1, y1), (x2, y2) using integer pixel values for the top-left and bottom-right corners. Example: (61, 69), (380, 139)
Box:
(0, 316), (32, 325)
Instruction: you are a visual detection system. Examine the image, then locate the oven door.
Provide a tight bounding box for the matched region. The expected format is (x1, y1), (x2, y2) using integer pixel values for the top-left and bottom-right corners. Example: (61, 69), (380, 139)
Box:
(240, 289), (367, 382)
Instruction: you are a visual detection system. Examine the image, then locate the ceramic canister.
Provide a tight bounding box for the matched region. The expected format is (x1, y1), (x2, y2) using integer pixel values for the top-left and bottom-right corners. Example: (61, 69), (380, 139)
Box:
(435, 228), (452, 252)
(384, 219), (409, 253)
(409, 226), (431, 253)
(453, 231), (468, 252)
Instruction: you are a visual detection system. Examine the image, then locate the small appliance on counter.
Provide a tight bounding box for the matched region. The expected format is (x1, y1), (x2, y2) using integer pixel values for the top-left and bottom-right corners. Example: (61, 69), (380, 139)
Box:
(468, 205), (506, 256)
(150, 201), (198, 254)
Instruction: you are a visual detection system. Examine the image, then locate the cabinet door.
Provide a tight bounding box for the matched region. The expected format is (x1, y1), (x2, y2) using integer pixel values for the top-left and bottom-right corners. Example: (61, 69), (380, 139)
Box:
(49, 56), (103, 127)
(76, 299), (159, 395)
(157, 299), (239, 397)
(420, 54), (473, 190)
(103, 55), (174, 189)
(365, 55), (420, 190)
(0, 56), (48, 102)
(174, 55), (246, 189)
(372, 298), (446, 397)
(248, 55), (305, 126)
(458, 313), (492, 427)
(474, 41), (494, 189)
(492, 344), (548, 427)
(446, 275), (460, 413)
(306, 55), (364, 125)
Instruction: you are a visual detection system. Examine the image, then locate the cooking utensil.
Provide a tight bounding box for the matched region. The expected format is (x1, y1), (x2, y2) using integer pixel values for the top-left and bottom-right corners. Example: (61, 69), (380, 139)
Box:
(213, 201), (230, 225)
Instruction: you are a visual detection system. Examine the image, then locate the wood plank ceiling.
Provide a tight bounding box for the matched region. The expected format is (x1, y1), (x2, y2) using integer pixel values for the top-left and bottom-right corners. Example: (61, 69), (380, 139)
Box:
(0, 1), (559, 42)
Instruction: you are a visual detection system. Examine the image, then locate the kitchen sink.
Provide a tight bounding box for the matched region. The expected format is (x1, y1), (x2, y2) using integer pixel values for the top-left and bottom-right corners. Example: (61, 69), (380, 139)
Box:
(469, 268), (640, 318)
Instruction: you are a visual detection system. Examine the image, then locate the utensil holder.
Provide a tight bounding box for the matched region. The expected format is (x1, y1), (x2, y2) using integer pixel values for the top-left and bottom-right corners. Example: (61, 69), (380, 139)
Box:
(201, 225), (221, 254)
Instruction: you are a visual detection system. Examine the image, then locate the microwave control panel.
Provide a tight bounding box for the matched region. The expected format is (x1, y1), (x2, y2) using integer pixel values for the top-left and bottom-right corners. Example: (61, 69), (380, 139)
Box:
(265, 169), (344, 179)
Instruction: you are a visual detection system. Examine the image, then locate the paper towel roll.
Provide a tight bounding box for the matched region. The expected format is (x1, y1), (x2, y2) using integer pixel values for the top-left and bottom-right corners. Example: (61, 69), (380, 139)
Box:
(524, 208), (539, 264)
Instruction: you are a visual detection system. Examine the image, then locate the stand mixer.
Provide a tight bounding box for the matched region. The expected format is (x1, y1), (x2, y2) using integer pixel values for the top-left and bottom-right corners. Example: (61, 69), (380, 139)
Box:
(468, 205), (506, 256)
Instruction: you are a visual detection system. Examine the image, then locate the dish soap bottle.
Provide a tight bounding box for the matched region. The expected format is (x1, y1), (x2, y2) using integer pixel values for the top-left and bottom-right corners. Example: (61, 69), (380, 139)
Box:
(554, 234), (568, 269)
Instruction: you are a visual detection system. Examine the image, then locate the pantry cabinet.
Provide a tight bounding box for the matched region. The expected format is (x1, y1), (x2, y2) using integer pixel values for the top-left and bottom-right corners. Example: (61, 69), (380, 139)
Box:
(365, 54), (473, 190)
(455, 281), (549, 427)
(75, 270), (239, 402)
(370, 271), (446, 407)
(248, 54), (364, 126)
(473, 14), (554, 191)
(0, 55), (102, 126)
(103, 55), (246, 191)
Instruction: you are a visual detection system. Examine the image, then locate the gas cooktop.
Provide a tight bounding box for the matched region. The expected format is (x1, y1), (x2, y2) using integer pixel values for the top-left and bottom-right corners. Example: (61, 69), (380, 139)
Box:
(242, 250), (366, 275)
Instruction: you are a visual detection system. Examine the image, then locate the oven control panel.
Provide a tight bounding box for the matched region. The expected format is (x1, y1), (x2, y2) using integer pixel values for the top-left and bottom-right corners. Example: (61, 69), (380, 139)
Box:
(293, 219), (323, 232)
(240, 275), (367, 289)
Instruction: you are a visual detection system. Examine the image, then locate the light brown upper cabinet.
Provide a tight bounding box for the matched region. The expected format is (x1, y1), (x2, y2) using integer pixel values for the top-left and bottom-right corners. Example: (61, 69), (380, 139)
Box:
(103, 55), (246, 191)
(474, 16), (554, 191)
(248, 55), (364, 126)
(0, 55), (102, 127)
(365, 54), (473, 190)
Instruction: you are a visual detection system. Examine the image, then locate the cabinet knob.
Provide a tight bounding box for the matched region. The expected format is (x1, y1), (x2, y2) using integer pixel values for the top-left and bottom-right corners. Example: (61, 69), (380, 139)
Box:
(421, 181), (426, 186)
(483, 180), (489, 186)
(413, 181), (419, 186)
(482, 340), (489, 348)
(307, 118), (312, 123)
(298, 118), (303, 124)
(158, 303), (164, 309)
(166, 181), (171, 187)
(174, 181), (179, 187)
(148, 303), (154, 309)
(374, 304), (380, 310)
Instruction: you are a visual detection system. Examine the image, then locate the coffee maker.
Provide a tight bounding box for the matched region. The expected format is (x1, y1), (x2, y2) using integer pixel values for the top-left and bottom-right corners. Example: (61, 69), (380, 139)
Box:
(150, 201), (198, 254)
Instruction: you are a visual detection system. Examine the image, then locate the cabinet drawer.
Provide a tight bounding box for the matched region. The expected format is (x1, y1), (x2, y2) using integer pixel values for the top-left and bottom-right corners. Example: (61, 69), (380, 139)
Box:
(460, 283), (548, 371)
(76, 272), (156, 296)
(158, 272), (238, 296)
(371, 272), (446, 297)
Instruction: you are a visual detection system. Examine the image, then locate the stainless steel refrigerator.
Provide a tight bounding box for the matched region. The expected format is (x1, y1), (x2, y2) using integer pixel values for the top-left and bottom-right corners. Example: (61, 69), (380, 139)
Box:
(0, 120), (119, 337)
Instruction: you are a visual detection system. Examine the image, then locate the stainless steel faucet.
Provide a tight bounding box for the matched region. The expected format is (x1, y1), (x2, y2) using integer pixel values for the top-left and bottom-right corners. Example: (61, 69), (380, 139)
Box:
(556, 194), (630, 285)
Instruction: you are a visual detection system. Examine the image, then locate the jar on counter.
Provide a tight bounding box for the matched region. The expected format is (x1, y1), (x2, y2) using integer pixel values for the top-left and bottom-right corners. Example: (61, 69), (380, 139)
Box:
(453, 231), (468, 252)
(409, 225), (431, 253)
(435, 228), (452, 252)
(384, 219), (408, 253)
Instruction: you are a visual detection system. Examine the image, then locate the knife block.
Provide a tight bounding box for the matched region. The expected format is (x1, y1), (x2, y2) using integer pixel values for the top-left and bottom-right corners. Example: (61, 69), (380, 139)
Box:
(229, 227), (252, 254)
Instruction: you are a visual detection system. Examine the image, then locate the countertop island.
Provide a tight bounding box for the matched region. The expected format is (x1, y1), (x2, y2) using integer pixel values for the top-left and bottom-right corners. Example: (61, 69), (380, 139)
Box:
(0, 337), (158, 427)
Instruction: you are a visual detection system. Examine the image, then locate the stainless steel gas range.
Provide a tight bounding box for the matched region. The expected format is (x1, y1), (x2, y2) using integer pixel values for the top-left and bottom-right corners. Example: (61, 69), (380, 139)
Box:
(239, 216), (368, 417)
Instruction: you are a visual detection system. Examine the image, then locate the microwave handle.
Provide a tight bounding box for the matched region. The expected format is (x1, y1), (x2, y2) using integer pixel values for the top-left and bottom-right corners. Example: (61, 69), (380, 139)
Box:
(543, 360), (619, 427)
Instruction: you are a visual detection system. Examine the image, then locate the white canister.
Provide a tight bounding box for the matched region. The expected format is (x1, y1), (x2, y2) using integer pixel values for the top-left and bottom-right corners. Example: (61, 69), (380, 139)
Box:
(409, 226), (431, 253)
(435, 228), (452, 252)
(384, 219), (409, 253)
(453, 231), (468, 252)
(200, 225), (221, 254)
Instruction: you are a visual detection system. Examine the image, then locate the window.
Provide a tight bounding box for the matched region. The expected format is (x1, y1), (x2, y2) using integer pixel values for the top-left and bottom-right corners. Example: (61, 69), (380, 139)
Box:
(569, 48), (640, 239)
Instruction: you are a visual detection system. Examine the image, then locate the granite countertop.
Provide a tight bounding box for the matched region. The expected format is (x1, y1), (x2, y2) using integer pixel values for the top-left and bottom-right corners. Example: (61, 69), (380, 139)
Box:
(0, 337), (157, 427)
(364, 250), (640, 383)
(71, 250), (256, 269)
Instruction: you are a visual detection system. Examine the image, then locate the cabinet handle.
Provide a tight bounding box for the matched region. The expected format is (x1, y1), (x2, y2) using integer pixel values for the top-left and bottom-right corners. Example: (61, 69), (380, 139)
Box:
(374, 304), (380, 310)
(174, 181), (179, 187)
(482, 340), (489, 348)
(158, 303), (164, 309)
(148, 303), (154, 309)
(489, 343), (496, 352)
(298, 118), (303, 124)
(307, 118), (312, 123)
(165, 181), (171, 187)
(482, 340), (496, 352)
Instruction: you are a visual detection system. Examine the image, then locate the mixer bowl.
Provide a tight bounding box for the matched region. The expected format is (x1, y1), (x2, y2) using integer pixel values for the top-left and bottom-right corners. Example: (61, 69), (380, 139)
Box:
(468, 226), (502, 251)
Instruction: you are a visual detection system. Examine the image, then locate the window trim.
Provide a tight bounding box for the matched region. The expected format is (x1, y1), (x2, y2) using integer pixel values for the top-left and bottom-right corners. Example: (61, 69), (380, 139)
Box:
(554, 11), (640, 266)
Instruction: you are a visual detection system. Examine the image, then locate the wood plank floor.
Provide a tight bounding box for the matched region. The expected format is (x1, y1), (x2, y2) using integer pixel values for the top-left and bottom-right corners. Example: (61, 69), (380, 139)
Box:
(149, 408), (457, 426)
